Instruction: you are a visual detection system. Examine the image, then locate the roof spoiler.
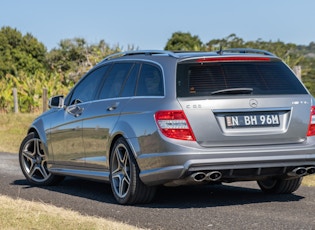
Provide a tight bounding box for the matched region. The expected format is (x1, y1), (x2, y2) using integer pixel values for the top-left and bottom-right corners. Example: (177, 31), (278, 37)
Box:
(217, 48), (275, 56)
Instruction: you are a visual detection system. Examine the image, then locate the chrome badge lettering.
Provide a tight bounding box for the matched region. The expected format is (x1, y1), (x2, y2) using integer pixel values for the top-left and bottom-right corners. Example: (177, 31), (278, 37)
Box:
(186, 104), (202, 109)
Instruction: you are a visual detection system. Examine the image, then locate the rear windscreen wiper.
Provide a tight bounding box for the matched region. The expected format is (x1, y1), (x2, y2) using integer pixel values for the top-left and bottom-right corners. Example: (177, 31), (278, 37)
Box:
(211, 88), (253, 95)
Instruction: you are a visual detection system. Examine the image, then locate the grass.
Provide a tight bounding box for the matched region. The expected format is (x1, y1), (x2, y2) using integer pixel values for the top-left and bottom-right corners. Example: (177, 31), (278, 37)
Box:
(0, 195), (142, 230)
(0, 113), (37, 153)
(302, 174), (315, 186)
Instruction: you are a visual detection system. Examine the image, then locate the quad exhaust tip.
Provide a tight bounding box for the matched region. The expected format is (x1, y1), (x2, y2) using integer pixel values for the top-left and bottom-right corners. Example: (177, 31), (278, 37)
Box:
(191, 171), (222, 182)
(206, 171), (222, 181)
(287, 166), (315, 177)
(191, 172), (207, 182)
(306, 166), (315, 175)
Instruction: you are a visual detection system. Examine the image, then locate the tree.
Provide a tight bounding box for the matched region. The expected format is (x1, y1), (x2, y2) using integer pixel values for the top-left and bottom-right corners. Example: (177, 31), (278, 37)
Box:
(205, 34), (303, 68)
(0, 26), (47, 78)
(46, 38), (121, 83)
(164, 32), (204, 51)
(206, 33), (245, 51)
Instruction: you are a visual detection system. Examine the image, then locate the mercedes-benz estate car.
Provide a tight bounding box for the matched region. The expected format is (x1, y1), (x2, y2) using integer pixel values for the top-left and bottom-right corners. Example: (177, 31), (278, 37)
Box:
(19, 49), (315, 204)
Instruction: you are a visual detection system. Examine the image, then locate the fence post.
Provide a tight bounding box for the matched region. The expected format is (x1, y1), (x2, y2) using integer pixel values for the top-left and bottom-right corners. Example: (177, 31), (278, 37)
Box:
(43, 88), (48, 112)
(13, 88), (19, 114)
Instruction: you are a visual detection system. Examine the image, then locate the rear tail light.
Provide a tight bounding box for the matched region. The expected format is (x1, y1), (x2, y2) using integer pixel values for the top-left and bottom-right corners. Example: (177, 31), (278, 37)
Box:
(307, 106), (315, 136)
(155, 110), (196, 141)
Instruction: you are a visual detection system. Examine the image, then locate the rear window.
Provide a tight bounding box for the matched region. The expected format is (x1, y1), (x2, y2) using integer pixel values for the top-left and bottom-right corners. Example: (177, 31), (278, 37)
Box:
(176, 61), (307, 97)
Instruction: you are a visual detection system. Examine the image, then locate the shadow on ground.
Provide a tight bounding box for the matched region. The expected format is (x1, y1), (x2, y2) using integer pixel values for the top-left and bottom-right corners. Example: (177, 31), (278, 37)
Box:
(12, 177), (304, 209)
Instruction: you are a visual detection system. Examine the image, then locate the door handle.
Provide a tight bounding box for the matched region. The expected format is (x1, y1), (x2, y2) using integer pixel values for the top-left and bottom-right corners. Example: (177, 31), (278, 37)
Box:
(74, 106), (84, 117)
(107, 102), (120, 111)
(74, 110), (83, 117)
(67, 105), (84, 117)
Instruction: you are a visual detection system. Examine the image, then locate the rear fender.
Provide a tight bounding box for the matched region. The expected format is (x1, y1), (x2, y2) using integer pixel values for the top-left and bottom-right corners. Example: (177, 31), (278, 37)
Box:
(109, 120), (141, 159)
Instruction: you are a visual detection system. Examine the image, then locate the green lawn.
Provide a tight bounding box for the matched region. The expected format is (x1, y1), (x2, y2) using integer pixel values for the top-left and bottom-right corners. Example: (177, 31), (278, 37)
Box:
(0, 113), (37, 153)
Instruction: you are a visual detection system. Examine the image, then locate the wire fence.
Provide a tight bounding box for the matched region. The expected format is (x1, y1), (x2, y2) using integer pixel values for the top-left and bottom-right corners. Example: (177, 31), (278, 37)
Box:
(12, 88), (48, 114)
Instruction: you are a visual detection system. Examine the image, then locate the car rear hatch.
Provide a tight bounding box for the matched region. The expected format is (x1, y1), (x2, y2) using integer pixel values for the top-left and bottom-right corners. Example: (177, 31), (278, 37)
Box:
(176, 55), (313, 147)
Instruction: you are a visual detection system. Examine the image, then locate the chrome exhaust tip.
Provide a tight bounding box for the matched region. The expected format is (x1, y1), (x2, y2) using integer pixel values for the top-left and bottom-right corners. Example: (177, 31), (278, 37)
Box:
(306, 166), (315, 175)
(287, 167), (307, 177)
(191, 172), (206, 182)
(206, 171), (222, 181)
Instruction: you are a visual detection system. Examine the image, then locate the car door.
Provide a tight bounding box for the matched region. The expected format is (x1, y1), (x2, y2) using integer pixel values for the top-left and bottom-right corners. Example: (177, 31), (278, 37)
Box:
(83, 62), (138, 170)
(49, 65), (109, 168)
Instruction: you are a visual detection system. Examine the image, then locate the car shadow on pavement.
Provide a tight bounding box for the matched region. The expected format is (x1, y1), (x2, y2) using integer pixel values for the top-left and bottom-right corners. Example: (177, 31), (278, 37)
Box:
(13, 177), (117, 204)
(149, 182), (304, 209)
(12, 177), (304, 208)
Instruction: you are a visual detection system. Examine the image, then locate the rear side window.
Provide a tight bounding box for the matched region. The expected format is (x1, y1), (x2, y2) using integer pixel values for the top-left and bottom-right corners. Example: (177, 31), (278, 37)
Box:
(176, 61), (307, 97)
(99, 63), (134, 99)
(136, 63), (164, 96)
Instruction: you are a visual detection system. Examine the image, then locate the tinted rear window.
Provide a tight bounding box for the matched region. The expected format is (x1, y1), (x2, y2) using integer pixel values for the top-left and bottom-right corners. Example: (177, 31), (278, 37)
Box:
(176, 61), (307, 97)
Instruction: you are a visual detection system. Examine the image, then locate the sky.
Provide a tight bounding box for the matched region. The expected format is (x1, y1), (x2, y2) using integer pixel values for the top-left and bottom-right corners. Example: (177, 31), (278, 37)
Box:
(1, 0), (315, 51)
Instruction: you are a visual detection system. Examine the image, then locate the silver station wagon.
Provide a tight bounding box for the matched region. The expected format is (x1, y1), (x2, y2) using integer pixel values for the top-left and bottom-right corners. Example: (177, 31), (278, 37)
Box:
(19, 49), (315, 204)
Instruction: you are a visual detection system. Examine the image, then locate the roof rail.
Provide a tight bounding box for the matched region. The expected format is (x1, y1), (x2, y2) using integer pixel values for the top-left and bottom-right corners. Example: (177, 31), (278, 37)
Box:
(102, 50), (176, 61)
(218, 48), (275, 56)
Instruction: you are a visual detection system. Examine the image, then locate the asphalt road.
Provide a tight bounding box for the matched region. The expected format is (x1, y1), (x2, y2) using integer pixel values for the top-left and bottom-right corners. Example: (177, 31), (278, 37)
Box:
(1, 152), (315, 230)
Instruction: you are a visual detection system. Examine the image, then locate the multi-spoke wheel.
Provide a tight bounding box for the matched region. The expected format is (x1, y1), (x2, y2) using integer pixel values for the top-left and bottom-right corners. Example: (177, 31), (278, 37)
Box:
(109, 137), (156, 204)
(19, 132), (63, 186)
(257, 177), (302, 194)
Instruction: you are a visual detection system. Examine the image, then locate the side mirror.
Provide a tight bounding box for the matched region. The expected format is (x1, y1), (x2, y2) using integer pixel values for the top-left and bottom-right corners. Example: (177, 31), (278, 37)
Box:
(48, 95), (64, 109)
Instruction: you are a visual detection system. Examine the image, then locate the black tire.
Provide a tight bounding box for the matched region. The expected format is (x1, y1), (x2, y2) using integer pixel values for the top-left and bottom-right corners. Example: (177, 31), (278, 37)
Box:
(109, 137), (156, 204)
(257, 177), (302, 194)
(19, 132), (64, 186)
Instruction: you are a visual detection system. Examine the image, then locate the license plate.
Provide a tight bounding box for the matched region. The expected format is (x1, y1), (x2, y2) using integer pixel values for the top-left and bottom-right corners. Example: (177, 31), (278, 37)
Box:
(225, 114), (280, 128)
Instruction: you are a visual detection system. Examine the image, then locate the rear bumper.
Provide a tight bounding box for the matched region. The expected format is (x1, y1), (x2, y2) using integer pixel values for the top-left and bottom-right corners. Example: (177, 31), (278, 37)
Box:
(137, 141), (315, 186)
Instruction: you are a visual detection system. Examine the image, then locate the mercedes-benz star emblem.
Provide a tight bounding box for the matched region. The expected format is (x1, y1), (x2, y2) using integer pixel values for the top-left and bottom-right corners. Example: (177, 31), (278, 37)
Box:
(249, 99), (258, 108)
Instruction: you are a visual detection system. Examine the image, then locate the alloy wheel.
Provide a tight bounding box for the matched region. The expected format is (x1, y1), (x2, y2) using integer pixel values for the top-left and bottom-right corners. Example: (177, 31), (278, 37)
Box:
(111, 143), (131, 198)
(21, 137), (51, 183)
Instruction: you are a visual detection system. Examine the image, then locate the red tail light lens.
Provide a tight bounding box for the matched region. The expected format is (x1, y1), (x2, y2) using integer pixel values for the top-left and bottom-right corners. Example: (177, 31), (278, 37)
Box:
(307, 106), (315, 136)
(155, 110), (196, 141)
(197, 57), (270, 63)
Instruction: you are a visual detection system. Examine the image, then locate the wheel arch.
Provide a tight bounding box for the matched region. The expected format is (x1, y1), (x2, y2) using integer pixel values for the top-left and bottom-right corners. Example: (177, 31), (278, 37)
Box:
(109, 133), (141, 163)
(27, 127), (39, 137)
(26, 118), (50, 160)
(27, 118), (46, 142)
(109, 120), (142, 168)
